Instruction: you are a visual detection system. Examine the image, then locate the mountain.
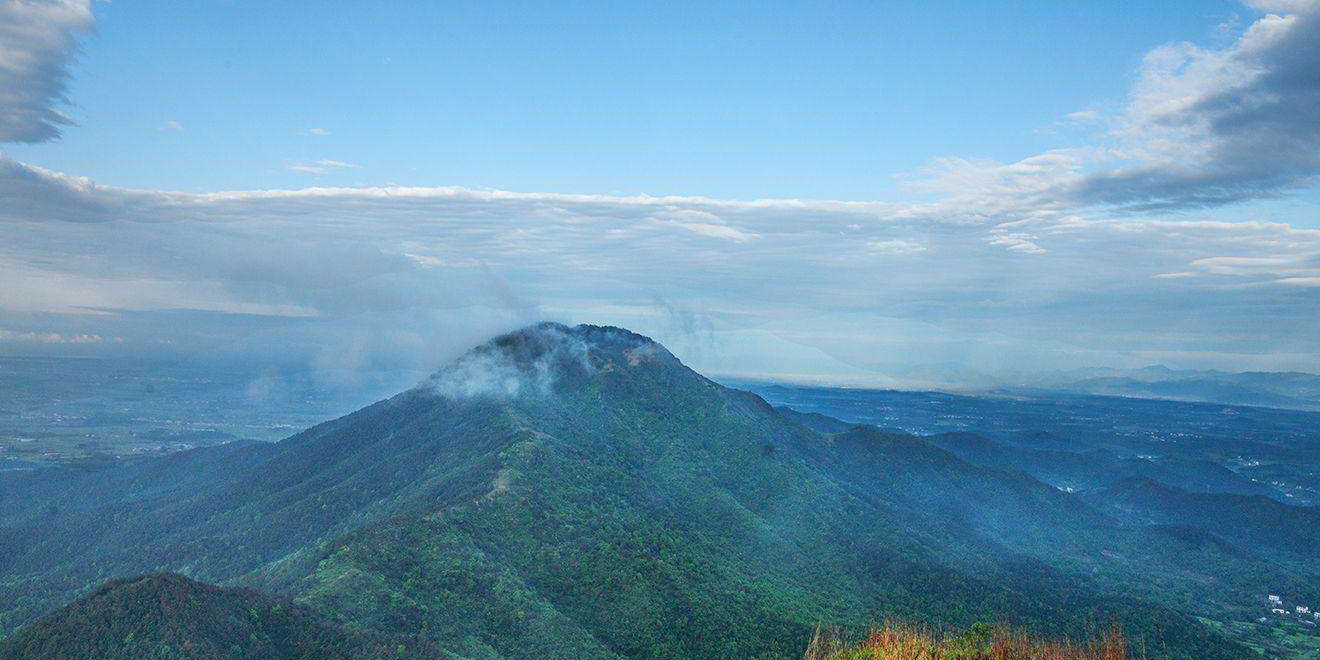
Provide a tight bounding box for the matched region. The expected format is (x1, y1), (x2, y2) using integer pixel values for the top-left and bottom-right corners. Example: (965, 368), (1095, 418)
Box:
(0, 324), (1292, 658)
(0, 573), (445, 660)
(1083, 476), (1320, 558)
(1018, 366), (1320, 411)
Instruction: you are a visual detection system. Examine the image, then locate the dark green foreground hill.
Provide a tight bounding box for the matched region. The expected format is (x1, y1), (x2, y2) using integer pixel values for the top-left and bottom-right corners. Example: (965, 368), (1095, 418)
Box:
(0, 573), (445, 660)
(1, 324), (1291, 659)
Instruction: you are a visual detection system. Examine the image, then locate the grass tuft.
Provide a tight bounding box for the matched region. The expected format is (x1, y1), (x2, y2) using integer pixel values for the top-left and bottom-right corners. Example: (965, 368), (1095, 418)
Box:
(804, 621), (1132, 660)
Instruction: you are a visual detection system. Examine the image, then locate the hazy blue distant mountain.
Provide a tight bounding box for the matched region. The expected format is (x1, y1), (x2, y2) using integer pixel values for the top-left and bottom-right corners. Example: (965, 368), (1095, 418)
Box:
(0, 355), (425, 470)
(2, 325), (1308, 659)
(735, 380), (1320, 507)
(1018, 366), (1320, 411)
(928, 431), (1278, 498)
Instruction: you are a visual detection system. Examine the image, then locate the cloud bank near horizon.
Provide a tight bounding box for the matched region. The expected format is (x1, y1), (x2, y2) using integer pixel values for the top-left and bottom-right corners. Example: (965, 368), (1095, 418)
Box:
(4, 151), (1318, 379)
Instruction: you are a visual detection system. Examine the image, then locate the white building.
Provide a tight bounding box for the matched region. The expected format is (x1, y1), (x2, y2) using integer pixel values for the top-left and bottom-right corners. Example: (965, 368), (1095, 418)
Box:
(1269, 595), (1282, 604)
(1298, 605), (1311, 615)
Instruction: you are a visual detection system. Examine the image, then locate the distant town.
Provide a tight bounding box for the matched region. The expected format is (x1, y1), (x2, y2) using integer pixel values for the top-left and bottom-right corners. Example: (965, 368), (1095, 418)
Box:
(1266, 594), (1318, 627)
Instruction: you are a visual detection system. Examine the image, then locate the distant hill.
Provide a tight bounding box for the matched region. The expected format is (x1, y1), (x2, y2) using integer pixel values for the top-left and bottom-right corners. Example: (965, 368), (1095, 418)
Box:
(1083, 476), (1320, 558)
(0, 324), (1292, 659)
(1020, 366), (1320, 411)
(772, 405), (854, 433)
(928, 431), (1278, 497)
(736, 379), (1320, 508)
(0, 573), (444, 660)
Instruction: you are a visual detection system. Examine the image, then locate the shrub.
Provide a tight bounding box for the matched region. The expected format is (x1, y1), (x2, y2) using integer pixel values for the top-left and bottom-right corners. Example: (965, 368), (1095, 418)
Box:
(803, 620), (1129, 660)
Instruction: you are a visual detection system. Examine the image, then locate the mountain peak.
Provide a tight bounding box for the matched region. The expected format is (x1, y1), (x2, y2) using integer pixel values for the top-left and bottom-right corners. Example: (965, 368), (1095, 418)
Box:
(423, 322), (675, 400)
(490, 322), (658, 353)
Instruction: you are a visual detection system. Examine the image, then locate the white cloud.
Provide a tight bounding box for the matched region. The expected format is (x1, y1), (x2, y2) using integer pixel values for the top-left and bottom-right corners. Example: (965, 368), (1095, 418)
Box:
(1276, 276), (1320, 286)
(1190, 256), (1293, 274)
(159, 120), (185, 133)
(288, 158), (358, 175)
(1186, 254), (1320, 278)
(3, 152), (1319, 375)
(403, 252), (444, 268)
(671, 221), (755, 243)
(1074, 0), (1320, 208)
(867, 239), (926, 255)
(302, 127), (330, 136)
(904, 0), (1320, 214)
(986, 232), (1046, 255)
(0, 329), (119, 344)
(0, 0), (94, 142)
(315, 159), (355, 169)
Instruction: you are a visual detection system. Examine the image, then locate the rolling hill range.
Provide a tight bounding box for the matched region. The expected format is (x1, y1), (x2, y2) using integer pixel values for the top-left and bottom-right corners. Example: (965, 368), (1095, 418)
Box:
(1082, 476), (1320, 558)
(738, 380), (1320, 506)
(0, 324), (1311, 658)
(1026, 366), (1320, 412)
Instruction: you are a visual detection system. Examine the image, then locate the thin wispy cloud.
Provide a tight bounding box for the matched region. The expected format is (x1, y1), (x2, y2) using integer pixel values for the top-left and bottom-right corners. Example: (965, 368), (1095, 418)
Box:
(0, 329), (118, 344)
(985, 232), (1047, 255)
(288, 159), (358, 175)
(866, 239), (926, 255)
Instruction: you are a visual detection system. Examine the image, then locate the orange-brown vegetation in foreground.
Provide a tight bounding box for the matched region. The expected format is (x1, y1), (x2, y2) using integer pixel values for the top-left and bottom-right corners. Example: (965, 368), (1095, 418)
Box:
(804, 621), (1132, 660)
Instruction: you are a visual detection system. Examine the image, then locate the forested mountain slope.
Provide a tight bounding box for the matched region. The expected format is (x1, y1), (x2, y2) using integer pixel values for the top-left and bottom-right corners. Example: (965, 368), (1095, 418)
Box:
(0, 324), (1276, 658)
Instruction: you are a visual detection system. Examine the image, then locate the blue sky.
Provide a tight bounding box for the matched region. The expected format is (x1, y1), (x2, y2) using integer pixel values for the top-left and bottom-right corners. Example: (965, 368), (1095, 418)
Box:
(8, 0), (1245, 197)
(2, 0), (1319, 385)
